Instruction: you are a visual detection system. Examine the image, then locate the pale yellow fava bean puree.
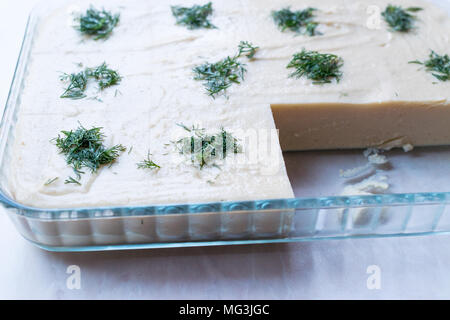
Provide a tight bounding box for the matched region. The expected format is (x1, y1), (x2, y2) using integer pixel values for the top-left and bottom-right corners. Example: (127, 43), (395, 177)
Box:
(6, 0), (449, 208)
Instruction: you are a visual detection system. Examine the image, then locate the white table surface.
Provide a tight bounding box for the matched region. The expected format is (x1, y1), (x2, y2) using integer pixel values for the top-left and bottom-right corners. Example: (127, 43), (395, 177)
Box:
(1, 0), (450, 300)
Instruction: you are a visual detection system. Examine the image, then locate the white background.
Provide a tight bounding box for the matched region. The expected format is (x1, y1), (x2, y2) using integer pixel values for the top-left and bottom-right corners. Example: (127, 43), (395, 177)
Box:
(0, 0), (450, 299)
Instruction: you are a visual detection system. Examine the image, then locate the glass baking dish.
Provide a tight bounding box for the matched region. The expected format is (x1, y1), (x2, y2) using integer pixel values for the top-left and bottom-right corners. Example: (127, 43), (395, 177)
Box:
(2, 0), (450, 252)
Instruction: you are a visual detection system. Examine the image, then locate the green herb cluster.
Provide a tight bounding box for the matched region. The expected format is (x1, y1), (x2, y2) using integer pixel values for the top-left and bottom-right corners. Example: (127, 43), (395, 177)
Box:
(60, 63), (121, 99)
(287, 49), (343, 84)
(60, 71), (89, 99)
(76, 7), (120, 40)
(381, 5), (422, 32)
(171, 2), (216, 29)
(174, 124), (242, 169)
(409, 50), (450, 82)
(137, 152), (161, 170)
(54, 124), (126, 184)
(237, 41), (259, 59)
(89, 63), (122, 90)
(271, 7), (319, 36)
(193, 41), (259, 98)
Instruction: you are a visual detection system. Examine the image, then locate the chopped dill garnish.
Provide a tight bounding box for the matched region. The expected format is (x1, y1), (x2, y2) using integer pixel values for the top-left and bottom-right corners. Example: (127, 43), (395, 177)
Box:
(193, 41), (258, 98)
(60, 63), (121, 99)
(171, 2), (216, 30)
(60, 71), (88, 99)
(237, 41), (259, 59)
(173, 123), (242, 169)
(193, 57), (246, 98)
(137, 152), (161, 170)
(409, 50), (450, 82)
(65, 176), (81, 185)
(44, 177), (59, 186)
(54, 124), (126, 184)
(381, 5), (422, 32)
(75, 7), (120, 40)
(287, 49), (343, 84)
(87, 62), (122, 90)
(271, 7), (319, 36)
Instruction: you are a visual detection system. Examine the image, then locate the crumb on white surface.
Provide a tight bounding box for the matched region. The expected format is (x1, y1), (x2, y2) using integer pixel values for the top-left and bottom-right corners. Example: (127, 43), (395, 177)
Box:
(341, 175), (389, 196)
(339, 148), (388, 179)
(402, 143), (414, 152)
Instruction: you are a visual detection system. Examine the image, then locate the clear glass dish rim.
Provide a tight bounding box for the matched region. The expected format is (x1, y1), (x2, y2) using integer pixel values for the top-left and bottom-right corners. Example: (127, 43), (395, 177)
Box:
(1, 1), (450, 221)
